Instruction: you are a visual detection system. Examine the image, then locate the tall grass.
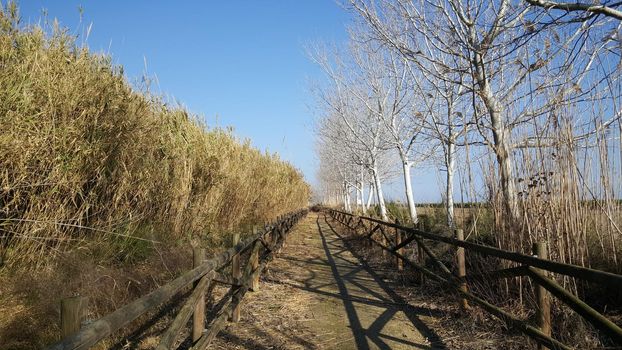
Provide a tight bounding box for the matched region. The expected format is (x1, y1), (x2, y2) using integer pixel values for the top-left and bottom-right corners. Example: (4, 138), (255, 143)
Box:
(0, 5), (309, 347)
(0, 3), (309, 269)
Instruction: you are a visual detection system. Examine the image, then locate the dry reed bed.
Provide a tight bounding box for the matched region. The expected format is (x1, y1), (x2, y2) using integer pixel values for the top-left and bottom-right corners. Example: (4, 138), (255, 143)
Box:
(0, 3), (308, 268)
(0, 4), (308, 349)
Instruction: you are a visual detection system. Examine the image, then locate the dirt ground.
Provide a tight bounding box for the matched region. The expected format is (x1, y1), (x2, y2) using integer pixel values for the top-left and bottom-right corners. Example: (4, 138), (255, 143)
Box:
(210, 212), (527, 349)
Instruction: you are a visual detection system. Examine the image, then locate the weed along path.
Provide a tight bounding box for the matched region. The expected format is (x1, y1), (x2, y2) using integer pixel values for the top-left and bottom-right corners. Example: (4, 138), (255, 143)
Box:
(212, 212), (445, 349)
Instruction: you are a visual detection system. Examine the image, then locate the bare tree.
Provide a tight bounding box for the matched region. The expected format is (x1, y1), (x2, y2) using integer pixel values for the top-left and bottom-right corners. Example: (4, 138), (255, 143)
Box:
(524, 0), (622, 20)
(313, 80), (397, 219)
(311, 33), (437, 222)
(310, 43), (401, 220)
(349, 0), (618, 226)
(347, 0), (622, 271)
(414, 69), (470, 228)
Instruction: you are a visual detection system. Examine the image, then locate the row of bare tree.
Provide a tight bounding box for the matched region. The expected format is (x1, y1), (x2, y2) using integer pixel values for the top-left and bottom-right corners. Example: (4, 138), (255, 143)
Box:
(313, 0), (622, 269)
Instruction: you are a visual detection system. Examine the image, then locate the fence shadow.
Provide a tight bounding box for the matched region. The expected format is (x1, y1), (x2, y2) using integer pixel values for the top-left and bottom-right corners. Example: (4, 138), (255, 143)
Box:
(315, 215), (447, 350)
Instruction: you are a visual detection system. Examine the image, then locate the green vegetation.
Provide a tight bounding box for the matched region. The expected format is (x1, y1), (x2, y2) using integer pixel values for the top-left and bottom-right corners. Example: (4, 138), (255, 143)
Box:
(0, 4), (309, 348)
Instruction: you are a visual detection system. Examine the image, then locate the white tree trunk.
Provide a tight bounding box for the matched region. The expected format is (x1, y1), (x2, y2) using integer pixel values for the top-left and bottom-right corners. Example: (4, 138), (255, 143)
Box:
(371, 164), (388, 220)
(343, 182), (352, 212)
(489, 114), (520, 223)
(365, 182), (374, 211)
(497, 142), (520, 223)
(360, 181), (366, 212)
(401, 160), (418, 223)
(358, 166), (366, 211)
(354, 182), (363, 210)
(473, 51), (520, 224)
(446, 141), (456, 229)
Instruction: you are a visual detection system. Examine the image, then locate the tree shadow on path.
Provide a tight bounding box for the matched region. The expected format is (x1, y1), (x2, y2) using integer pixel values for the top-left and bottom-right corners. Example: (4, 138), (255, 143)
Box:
(315, 214), (447, 350)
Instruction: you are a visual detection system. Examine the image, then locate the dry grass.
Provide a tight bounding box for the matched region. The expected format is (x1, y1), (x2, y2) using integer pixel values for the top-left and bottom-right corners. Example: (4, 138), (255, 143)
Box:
(0, 3), (309, 269)
(0, 242), (190, 349)
(209, 278), (319, 350)
(0, 3), (309, 349)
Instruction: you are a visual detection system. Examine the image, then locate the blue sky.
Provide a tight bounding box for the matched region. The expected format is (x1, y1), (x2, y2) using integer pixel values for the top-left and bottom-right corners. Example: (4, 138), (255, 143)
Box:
(17, 1), (443, 202)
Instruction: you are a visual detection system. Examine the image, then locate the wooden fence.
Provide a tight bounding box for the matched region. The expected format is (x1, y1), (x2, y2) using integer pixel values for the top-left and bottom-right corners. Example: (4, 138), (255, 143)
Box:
(327, 208), (622, 350)
(47, 209), (308, 350)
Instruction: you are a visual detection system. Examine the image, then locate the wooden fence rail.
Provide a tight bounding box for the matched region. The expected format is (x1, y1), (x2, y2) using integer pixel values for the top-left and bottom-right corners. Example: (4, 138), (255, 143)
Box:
(47, 209), (308, 350)
(326, 208), (622, 350)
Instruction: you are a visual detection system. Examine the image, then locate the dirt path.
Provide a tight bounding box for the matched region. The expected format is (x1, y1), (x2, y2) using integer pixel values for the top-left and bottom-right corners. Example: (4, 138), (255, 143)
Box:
(212, 212), (445, 349)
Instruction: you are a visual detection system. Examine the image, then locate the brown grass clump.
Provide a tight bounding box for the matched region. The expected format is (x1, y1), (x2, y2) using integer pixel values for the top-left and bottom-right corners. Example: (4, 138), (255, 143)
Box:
(0, 3), (309, 348)
(0, 244), (189, 349)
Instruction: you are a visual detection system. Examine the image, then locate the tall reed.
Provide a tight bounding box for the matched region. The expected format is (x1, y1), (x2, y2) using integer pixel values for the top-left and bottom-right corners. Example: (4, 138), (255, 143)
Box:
(0, 3), (309, 269)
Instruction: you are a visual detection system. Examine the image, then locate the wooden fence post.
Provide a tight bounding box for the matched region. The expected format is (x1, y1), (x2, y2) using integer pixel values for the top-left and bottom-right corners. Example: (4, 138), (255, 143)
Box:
(455, 229), (469, 310)
(533, 242), (551, 349)
(395, 219), (403, 271)
(276, 222), (284, 254)
(264, 222), (271, 246)
(61, 296), (87, 339)
(192, 247), (206, 342)
(231, 233), (241, 323)
(380, 226), (388, 259)
(271, 225), (279, 249)
(370, 224), (375, 249)
(250, 226), (260, 291)
(281, 219), (288, 251)
(417, 222), (425, 285)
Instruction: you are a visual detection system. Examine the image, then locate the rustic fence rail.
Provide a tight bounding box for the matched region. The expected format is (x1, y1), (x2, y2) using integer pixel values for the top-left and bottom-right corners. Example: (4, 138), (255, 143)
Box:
(326, 208), (622, 350)
(47, 209), (308, 350)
